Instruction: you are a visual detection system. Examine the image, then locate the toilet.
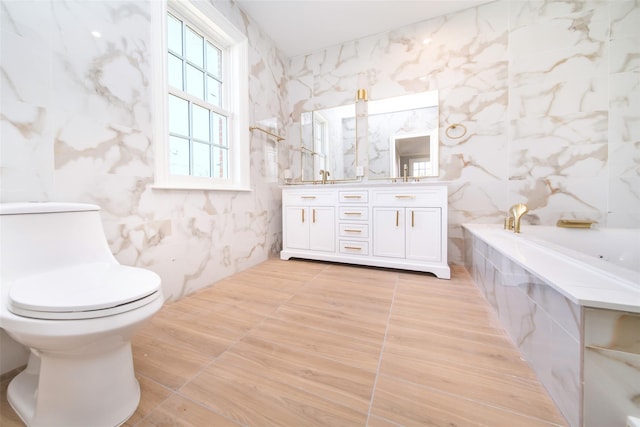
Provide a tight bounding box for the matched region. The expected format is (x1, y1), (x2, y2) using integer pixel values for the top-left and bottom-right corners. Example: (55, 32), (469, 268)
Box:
(0, 202), (164, 427)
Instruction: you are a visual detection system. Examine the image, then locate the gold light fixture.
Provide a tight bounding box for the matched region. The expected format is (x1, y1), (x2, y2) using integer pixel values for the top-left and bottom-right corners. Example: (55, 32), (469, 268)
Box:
(356, 88), (368, 101)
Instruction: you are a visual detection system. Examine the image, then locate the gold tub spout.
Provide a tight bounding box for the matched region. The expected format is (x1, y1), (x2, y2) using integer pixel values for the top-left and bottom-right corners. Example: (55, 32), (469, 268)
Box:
(556, 219), (597, 229)
(509, 203), (529, 233)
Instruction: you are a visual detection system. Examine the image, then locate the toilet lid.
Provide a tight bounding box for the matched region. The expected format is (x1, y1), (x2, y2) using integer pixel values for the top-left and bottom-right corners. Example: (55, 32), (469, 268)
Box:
(8, 262), (161, 320)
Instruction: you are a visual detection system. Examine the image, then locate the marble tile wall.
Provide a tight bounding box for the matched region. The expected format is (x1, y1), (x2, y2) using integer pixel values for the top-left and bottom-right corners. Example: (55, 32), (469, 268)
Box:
(1, 0), (287, 305)
(1, 0), (638, 372)
(285, 0), (640, 264)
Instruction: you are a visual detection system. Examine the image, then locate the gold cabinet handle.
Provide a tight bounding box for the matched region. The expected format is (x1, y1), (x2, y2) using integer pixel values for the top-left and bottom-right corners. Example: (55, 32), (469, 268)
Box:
(301, 209), (305, 223)
(396, 210), (399, 227)
(344, 246), (362, 251)
(313, 208), (316, 223)
(395, 195), (415, 199)
(343, 195), (362, 199)
(412, 210), (415, 227)
(301, 196), (316, 199)
(344, 229), (361, 233)
(344, 212), (362, 216)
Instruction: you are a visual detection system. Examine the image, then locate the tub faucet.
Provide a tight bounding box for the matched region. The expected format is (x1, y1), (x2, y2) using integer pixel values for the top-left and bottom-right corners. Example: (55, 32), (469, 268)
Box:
(403, 164), (408, 182)
(507, 203), (529, 233)
(319, 169), (330, 184)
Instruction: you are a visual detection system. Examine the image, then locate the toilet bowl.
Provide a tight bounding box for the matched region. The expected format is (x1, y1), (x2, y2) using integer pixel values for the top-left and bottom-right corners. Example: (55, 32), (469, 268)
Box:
(0, 202), (164, 427)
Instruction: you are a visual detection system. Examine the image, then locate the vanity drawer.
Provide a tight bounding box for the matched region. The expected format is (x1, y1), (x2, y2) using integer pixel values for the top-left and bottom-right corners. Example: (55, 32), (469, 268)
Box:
(372, 190), (442, 206)
(339, 240), (369, 256)
(339, 206), (369, 220)
(339, 223), (369, 238)
(284, 191), (336, 205)
(339, 190), (368, 203)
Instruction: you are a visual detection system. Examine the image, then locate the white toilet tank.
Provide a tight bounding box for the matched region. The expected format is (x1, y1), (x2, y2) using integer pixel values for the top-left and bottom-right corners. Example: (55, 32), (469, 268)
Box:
(0, 202), (118, 282)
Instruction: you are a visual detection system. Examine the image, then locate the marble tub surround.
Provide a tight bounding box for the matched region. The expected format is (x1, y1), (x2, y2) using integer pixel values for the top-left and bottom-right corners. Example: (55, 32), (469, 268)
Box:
(463, 225), (640, 426)
(584, 309), (640, 426)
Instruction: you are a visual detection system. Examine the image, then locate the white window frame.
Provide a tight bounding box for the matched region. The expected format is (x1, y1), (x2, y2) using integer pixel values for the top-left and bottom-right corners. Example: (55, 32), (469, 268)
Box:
(151, 0), (250, 191)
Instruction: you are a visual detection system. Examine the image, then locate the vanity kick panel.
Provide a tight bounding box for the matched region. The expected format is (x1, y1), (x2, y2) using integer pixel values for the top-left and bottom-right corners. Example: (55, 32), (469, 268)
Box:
(281, 185), (450, 279)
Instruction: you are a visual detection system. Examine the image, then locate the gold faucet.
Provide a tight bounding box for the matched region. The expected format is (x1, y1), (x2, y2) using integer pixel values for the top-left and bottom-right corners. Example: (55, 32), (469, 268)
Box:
(506, 203), (529, 233)
(319, 169), (330, 184)
(403, 164), (408, 182)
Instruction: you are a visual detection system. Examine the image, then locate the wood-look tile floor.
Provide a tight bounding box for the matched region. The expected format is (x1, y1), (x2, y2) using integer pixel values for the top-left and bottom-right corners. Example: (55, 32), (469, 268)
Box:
(1, 259), (568, 426)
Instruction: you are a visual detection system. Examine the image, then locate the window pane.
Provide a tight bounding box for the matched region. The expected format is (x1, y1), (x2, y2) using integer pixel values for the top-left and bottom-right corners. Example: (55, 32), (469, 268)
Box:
(206, 42), (222, 79)
(185, 64), (204, 100)
(168, 53), (183, 89)
(192, 104), (210, 142)
(185, 26), (204, 68)
(167, 14), (182, 55)
(169, 136), (190, 175)
(193, 142), (211, 177)
(207, 76), (222, 107)
(211, 112), (227, 146)
(212, 146), (228, 179)
(168, 95), (189, 136)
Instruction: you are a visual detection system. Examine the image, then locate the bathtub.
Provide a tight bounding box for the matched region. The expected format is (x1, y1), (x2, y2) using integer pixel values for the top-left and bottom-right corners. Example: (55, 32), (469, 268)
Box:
(462, 223), (640, 427)
(462, 223), (640, 313)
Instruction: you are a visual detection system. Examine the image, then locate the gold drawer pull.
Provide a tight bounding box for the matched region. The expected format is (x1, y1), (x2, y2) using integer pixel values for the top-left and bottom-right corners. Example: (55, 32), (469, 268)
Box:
(396, 210), (399, 227)
(344, 246), (362, 251)
(411, 210), (415, 227)
(301, 196), (316, 199)
(301, 209), (305, 223)
(343, 195), (362, 199)
(344, 212), (362, 215)
(395, 195), (415, 199)
(313, 209), (316, 223)
(344, 229), (362, 233)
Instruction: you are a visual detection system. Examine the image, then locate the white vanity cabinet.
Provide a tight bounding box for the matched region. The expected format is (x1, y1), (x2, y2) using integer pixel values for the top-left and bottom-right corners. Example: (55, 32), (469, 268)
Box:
(372, 190), (443, 262)
(281, 184), (450, 279)
(282, 190), (336, 253)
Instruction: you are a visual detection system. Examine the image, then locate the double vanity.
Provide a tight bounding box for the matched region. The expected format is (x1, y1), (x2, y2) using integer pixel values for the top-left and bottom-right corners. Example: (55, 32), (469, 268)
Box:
(281, 183), (450, 279)
(283, 89), (449, 279)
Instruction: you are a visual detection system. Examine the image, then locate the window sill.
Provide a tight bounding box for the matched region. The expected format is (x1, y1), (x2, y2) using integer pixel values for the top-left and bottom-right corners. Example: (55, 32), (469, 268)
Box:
(152, 183), (253, 192)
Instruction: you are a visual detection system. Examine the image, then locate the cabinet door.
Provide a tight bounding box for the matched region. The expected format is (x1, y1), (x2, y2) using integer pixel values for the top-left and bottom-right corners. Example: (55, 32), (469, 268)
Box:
(285, 206), (309, 250)
(373, 207), (405, 258)
(309, 206), (335, 252)
(405, 207), (441, 262)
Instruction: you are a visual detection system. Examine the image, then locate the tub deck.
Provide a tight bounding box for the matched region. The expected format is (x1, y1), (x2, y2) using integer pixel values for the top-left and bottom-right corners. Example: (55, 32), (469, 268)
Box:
(463, 223), (640, 314)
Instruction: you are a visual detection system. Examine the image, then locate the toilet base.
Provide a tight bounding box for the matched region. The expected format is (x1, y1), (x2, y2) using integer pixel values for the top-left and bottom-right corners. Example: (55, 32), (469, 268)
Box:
(8, 343), (140, 427)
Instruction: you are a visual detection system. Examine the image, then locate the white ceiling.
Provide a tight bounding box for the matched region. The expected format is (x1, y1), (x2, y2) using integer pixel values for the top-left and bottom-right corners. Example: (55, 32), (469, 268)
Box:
(235, 0), (492, 57)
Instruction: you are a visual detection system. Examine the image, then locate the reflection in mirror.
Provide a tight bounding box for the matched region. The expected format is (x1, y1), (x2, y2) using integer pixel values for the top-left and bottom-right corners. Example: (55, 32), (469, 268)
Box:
(367, 91), (439, 179)
(391, 133), (432, 177)
(300, 104), (356, 182)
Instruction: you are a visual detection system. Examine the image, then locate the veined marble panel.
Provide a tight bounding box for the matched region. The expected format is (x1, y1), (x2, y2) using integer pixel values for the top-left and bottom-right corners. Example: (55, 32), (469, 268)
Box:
(584, 308), (640, 426)
(464, 228), (582, 426)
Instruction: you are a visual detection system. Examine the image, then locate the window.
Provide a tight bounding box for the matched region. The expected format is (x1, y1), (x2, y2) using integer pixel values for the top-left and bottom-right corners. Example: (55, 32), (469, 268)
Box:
(152, 0), (249, 191)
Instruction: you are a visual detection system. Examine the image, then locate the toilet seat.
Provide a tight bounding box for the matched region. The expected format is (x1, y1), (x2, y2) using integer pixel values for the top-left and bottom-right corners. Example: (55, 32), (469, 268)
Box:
(8, 262), (161, 320)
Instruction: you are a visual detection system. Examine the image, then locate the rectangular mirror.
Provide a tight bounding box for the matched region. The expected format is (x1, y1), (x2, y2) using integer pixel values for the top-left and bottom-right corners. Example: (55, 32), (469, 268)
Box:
(300, 103), (357, 182)
(367, 90), (439, 179)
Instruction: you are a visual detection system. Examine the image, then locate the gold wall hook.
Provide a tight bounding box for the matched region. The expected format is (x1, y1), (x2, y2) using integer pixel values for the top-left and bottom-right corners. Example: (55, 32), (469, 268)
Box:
(356, 89), (368, 101)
